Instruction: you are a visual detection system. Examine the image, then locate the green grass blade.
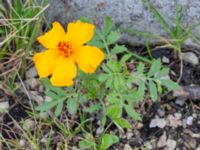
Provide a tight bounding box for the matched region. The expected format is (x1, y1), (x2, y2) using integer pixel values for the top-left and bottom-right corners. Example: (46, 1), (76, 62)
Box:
(143, 0), (175, 38)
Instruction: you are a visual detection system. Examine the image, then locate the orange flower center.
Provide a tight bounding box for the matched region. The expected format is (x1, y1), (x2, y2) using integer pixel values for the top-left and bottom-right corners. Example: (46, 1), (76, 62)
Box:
(57, 41), (73, 57)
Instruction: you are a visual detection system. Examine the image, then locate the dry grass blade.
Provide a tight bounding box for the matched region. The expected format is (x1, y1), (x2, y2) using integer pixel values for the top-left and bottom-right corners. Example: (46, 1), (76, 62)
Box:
(0, 49), (25, 77)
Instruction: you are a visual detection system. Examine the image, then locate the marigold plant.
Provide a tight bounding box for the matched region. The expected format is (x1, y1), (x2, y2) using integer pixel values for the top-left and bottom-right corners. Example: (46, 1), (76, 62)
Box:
(33, 20), (104, 86)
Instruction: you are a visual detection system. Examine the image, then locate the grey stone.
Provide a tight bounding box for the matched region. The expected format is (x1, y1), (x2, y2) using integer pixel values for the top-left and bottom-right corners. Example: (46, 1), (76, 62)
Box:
(46, 0), (200, 47)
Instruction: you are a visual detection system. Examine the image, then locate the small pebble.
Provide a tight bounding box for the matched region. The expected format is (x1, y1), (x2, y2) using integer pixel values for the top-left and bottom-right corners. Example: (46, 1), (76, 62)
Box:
(124, 144), (132, 150)
(157, 132), (167, 148)
(145, 143), (153, 149)
(96, 126), (104, 135)
(149, 116), (167, 129)
(0, 101), (9, 113)
(157, 109), (165, 117)
(39, 112), (48, 119)
(19, 139), (26, 146)
(126, 132), (133, 140)
(25, 78), (39, 89)
(186, 116), (193, 125)
(181, 52), (199, 65)
(192, 113), (197, 118)
(26, 66), (37, 78)
(196, 145), (200, 150)
(175, 98), (186, 106)
(174, 113), (182, 120)
(166, 139), (177, 150)
(23, 119), (35, 130)
(162, 56), (170, 63)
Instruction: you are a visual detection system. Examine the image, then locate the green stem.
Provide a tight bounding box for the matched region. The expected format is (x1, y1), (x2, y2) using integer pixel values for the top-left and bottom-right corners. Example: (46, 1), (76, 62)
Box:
(97, 31), (111, 60)
(125, 49), (151, 64)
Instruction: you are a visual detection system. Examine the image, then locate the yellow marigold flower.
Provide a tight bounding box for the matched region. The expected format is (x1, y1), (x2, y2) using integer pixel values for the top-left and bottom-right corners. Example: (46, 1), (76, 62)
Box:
(33, 21), (104, 86)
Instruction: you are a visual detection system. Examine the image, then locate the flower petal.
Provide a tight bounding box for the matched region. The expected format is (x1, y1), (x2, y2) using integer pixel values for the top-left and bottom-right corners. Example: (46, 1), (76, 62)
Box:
(74, 46), (104, 73)
(33, 50), (60, 78)
(66, 21), (95, 48)
(50, 57), (77, 86)
(38, 22), (65, 49)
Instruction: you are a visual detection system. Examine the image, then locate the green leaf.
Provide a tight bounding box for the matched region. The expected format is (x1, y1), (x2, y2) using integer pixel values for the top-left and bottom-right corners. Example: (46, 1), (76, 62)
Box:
(155, 68), (170, 78)
(111, 45), (127, 55)
(88, 37), (105, 49)
(120, 54), (132, 64)
(108, 92), (119, 104)
(106, 104), (122, 119)
(114, 118), (132, 129)
(45, 91), (59, 99)
(41, 78), (66, 96)
(136, 80), (146, 101)
(136, 63), (145, 74)
(105, 78), (113, 89)
(160, 79), (180, 91)
(147, 59), (162, 77)
(79, 17), (91, 23)
(98, 74), (109, 82)
(67, 98), (78, 114)
(114, 76), (125, 90)
(149, 80), (158, 101)
(36, 101), (58, 112)
(100, 134), (119, 150)
(123, 91), (143, 102)
(157, 82), (163, 94)
(79, 139), (94, 149)
(106, 31), (119, 45)
(55, 102), (64, 116)
(85, 103), (102, 113)
(102, 64), (111, 73)
(124, 104), (141, 121)
(102, 16), (113, 36)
